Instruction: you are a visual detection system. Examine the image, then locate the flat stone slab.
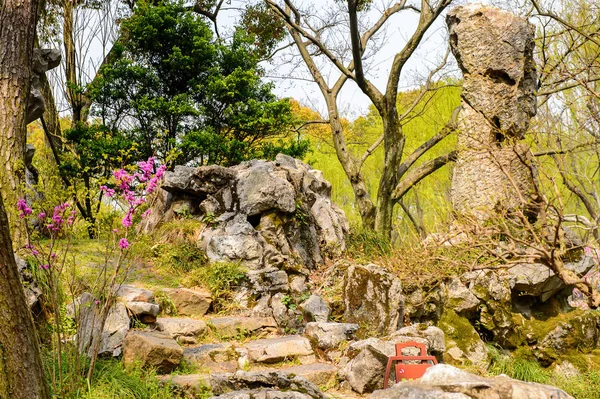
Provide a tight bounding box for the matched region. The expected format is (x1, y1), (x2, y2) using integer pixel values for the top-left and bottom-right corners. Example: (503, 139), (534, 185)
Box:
(117, 285), (155, 303)
(122, 330), (183, 373)
(208, 316), (277, 338)
(158, 373), (211, 391)
(244, 335), (314, 363)
(183, 343), (238, 372)
(163, 288), (212, 316)
(305, 322), (358, 350)
(155, 317), (207, 344)
(281, 363), (338, 387)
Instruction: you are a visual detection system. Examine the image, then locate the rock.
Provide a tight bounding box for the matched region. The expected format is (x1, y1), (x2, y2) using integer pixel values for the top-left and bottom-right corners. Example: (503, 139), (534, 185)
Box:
(535, 310), (600, 365)
(270, 293), (304, 332)
(237, 162), (296, 216)
(342, 344), (389, 394)
(154, 317), (207, 344)
(305, 322), (359, 350)
(15, 255), (42, 313)
(148, 155), (348, 295)
(281, 363), (338, 387)
(73, 292), (130, 357)
(117, 285), (155, 303)
(125, 301), (160, 323)
(163, 288), (212, 316)
(403, 282), (445, 324)
(27, 49), (61, 124)
(208, 316), (277, 338)
(289, 275), (308, 294)
(509, 257), (596, 302)
(342, 264), (403, 335)
(447, 4), (539, 218)
(445, 278), (480, 319)
(184, 343), (238, 372)
(158, 374), (211, 396)
(370, 364), (574, 399)
(244, 335), (314, 364)
(300, 295), (330, 323)
(211, 389), (316, 399)
(438, 309), (488, 368)
(247, 269), (289, 293)
(122, 330), (183, 373)
(388, 325), (445, 356)
(210, 370), (326, 399)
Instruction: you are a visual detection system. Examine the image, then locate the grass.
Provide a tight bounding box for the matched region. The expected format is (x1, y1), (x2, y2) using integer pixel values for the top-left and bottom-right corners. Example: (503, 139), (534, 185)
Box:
(486, 344), (600, 399)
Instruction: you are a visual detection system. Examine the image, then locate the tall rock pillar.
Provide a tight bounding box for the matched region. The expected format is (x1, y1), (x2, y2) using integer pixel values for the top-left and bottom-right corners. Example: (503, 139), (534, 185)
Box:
(447, 5), (539, 219)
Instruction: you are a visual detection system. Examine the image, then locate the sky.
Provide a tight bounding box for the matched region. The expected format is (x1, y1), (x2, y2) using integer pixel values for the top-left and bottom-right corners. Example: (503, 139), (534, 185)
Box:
(250, 0), (492, 120)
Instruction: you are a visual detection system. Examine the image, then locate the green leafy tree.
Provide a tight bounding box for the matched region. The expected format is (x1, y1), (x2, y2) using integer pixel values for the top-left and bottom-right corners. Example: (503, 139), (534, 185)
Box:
(90, 0), (307, 168)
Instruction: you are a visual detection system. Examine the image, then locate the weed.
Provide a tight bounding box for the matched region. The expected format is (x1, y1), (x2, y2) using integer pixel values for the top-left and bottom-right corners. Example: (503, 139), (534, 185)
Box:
(294, 200), (309, 226)
(183, 261), (247, 313)
(154, 290), (178, 316)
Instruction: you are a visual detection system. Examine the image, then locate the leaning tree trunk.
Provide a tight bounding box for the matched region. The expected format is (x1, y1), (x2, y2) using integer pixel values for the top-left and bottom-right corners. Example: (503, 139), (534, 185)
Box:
(0, 194), (50, 398)
(0, 0), (39, 249)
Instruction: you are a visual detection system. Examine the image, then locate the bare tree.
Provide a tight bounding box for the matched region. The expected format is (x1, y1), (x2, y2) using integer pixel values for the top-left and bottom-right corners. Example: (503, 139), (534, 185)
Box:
(264, 0), (456, 239)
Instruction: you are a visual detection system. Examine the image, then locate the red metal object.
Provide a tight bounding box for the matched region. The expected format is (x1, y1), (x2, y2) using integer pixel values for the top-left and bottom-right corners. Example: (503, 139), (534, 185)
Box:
(383, 342), (438, 388)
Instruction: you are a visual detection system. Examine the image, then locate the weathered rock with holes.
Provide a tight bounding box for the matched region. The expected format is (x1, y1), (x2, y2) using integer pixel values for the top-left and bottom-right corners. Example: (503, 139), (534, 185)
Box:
(122, 330), (183, 373)
(388, 325), (446, 356)
(447, 4), (539, 218)
(508, 256), (595, 302)
(244, 335), (314, 364)
(147, 154), (348, 297)
(370, 364), (574, 399)
(342, 264), (403, 335)
(163, 287), (212, 316)
(27, 49), (61, 124)
(125, 302), (160, 324)
(305, 322), (359, 350)
(153, 317), (207, 344)
(210, 370), (326, 399)
(270, 293), (305, 332)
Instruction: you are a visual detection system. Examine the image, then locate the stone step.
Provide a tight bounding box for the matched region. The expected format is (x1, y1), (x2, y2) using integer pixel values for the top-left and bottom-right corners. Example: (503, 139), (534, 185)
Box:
(277, 363), (338, 388)
(183, 343), (238, 373)
(153, 317), (208, 344)
(207, 316), (277, 338)
(243, 335), (314, 364)
(158, 373), (211, 396)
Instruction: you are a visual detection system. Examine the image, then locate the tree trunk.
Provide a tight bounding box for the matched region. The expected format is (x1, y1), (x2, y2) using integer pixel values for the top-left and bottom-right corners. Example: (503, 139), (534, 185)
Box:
(0, 198), (50, 398)
(374, 105), (405, 238)
(0, 0), (39, 249)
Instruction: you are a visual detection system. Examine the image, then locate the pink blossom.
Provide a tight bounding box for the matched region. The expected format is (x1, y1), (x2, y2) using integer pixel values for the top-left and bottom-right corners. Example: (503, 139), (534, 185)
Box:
(17, 199), (32, 218)
(142, 209), (151, 218)
(38, 212), (46, 220)
(39, 264), (50, 270)
(113, 228), (118, 233)
(122, 212), (133, 228)
(119, 238), (129, 250)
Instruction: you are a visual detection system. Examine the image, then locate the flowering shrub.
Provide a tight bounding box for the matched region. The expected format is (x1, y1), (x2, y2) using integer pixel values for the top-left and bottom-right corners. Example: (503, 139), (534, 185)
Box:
(17, 156), (166, 392)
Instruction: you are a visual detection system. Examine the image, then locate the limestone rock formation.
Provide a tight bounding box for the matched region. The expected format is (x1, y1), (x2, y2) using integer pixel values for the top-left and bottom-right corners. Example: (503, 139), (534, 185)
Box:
(27, 49), (61, 124)
(447, 5), (539, 217)
(370, 364), (574, 399)
(146, 154), (348, 297)
(342, 264), (404, 335)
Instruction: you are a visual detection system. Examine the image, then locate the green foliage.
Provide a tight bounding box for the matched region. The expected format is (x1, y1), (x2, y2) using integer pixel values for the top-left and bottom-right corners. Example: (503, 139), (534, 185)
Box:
(84, 359), (173, 399)
(153, 241), (207, 274)
(183, 261), (247, 313)
(90, 0), (307, 168)
(487, 344), (550, 384)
